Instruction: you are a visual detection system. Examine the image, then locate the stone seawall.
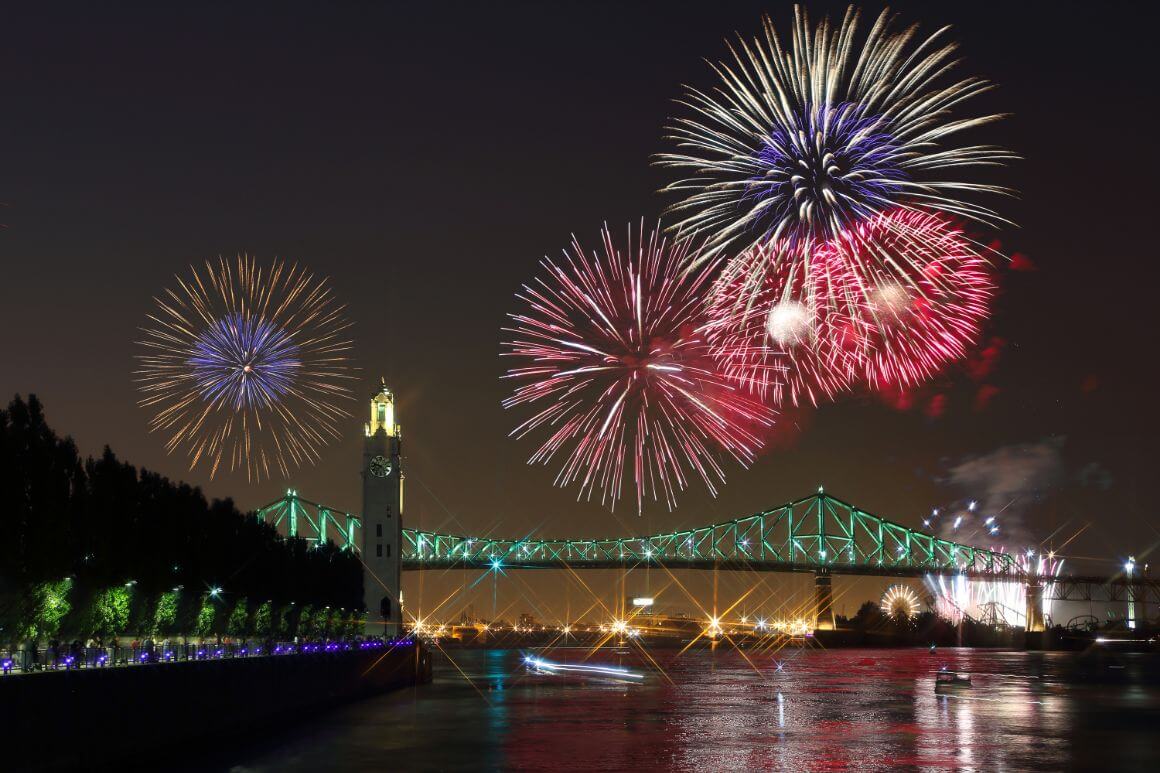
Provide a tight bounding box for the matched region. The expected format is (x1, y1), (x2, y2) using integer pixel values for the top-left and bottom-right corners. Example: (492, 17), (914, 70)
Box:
(0, 642), (431, 770)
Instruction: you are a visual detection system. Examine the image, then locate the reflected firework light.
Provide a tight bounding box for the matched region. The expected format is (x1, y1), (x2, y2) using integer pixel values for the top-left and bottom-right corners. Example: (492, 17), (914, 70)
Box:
(703, 239), (865, 406)
(135, 255), (355, 481)
(501, 222), (776, 512)
(657, 5), (1014, 265)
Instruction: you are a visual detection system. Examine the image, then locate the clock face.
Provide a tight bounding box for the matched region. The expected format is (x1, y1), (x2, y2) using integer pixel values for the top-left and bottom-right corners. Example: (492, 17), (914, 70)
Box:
(370, 455), (392, 478)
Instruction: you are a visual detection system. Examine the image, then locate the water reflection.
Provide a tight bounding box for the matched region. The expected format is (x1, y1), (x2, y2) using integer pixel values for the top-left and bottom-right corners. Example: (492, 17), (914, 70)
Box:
(212, 648), (1160, 771)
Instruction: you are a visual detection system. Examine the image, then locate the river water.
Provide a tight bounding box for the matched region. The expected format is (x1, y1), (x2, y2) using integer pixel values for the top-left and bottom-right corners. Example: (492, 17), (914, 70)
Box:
(213, 646), (1159, 771)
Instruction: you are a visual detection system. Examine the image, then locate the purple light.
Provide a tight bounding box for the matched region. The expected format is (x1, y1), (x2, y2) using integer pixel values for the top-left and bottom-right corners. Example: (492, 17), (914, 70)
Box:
(188, 312), (301, 411)
(748, 102), (905, 245)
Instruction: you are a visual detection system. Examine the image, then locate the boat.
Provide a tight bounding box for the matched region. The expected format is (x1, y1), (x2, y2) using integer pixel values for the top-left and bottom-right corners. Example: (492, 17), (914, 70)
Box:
(935, 669), (972, 688)
(523, 654), (644, 685)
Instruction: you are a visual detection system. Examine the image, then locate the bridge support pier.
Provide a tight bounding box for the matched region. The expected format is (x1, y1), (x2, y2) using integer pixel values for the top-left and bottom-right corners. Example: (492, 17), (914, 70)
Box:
(1025, 581), (1045, 632)
(814, 569), (835, 631)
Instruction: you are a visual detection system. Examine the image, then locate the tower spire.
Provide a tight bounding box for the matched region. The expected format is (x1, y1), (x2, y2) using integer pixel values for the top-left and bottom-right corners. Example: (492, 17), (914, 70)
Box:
(363, 377), (403, 638)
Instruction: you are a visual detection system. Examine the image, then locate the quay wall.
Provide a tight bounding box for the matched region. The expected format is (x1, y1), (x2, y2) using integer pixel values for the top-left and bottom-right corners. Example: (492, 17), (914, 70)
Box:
(0, 642), (431, 769)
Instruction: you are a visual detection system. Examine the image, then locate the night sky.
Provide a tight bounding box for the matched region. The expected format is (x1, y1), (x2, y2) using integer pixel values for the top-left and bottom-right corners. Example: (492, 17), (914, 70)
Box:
(3, 2), (1156, 619)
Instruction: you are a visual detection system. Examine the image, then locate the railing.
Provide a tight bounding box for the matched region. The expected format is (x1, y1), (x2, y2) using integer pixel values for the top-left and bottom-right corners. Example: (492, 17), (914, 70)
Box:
(0, 637), (408, 676)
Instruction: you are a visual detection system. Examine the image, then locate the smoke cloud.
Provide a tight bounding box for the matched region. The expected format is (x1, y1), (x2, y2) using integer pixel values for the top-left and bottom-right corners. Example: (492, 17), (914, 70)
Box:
(943, 437), (1066, 544)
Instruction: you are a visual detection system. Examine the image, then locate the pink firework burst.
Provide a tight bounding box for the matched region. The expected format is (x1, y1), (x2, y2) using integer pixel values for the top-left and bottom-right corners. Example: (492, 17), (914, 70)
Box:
(830, 210), (996, 388)
(502, 223), (776, 512)
(704, 240), (866, 406)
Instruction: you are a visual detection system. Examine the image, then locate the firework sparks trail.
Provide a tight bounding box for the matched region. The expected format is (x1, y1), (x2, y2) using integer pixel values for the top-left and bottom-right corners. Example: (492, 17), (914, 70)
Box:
(705, 209), (994, 401)
(135, 255), (356, 481)
(830, 209), (996, 388)
(925, 552), (1063, 627)
(657, 4), (1014, 266)
(501, 223), (776, 512)
(703, 238), (866, 406)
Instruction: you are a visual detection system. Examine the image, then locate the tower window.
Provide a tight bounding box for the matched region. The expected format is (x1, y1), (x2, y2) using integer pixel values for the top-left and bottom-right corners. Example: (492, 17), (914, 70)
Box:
(376, 523), (383, 538)
(376, 544), (383, 557)
(386, 544), (391, 557)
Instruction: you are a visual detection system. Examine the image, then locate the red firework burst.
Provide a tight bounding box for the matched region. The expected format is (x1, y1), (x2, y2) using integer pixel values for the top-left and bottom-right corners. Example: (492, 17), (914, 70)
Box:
(703, 241), (866, 406)
(830, 210), (996, 388)
(706, 210), (995, 404)
(501, 223), (775, 512)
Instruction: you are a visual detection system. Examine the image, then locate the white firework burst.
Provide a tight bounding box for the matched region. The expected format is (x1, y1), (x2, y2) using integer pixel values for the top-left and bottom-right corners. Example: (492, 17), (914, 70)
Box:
(657, 5), (1014, 262)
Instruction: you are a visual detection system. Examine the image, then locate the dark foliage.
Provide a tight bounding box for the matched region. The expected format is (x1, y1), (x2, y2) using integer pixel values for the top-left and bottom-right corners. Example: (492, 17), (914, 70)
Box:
(0, 395), (363, 638)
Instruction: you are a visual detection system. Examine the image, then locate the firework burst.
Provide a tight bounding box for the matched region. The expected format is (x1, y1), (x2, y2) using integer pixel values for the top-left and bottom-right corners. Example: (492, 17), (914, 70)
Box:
(880, 584), (921, 620)
(833, 209), (996, 388)
(703, 239), (865, 406)
(657, 5), (1013, 262)
(136, 255), (355, 481)
(502, 223), (776, 512)
(925, 550), (1064, 626)
(705, 209), (994, 401)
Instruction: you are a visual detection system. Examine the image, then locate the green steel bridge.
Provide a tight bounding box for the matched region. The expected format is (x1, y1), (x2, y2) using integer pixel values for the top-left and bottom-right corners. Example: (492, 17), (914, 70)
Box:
(257, 489), (1023, 581)
(258, 489), (1160, 630)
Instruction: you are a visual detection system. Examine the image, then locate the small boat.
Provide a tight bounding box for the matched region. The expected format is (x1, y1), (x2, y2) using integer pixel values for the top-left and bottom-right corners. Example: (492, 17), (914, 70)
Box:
(935, 669), (972, 688)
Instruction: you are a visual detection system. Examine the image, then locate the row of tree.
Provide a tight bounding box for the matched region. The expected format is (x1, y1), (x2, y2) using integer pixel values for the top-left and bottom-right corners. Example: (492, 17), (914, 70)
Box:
(0, 395), (364, 642)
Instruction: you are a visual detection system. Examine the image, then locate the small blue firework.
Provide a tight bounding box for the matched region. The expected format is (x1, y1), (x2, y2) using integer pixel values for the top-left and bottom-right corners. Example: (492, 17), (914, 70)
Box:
(136, 255), (355, 480)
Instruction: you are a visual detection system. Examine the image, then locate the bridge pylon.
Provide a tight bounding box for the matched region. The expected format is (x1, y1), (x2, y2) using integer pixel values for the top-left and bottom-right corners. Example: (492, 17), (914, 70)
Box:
(1025, 581), (1046, 632)
(814, 569), (835, 631)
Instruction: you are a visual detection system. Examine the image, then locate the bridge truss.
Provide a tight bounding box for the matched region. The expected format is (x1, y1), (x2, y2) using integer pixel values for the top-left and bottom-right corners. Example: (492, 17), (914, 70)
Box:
(255, 489), (1024, 580)
(256, 490), (361, 552)
(399, 492), (1021, 578)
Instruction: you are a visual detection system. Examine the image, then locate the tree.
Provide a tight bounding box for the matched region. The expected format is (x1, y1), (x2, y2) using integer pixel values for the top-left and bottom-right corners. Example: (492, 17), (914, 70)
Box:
(0, 395), (365, 641)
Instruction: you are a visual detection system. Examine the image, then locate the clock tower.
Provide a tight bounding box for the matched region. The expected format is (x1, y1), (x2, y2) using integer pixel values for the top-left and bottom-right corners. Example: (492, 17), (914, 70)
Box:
(362, 378), (403, 637)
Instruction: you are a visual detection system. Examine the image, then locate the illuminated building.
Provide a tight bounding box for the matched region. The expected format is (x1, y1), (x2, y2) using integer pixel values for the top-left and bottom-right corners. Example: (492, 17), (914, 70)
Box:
(363, 379), (404, 637)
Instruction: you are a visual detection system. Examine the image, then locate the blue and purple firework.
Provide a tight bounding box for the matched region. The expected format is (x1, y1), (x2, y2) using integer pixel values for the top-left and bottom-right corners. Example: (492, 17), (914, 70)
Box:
(748, 102), (905, 247)
(189, 313), (301, 410)
(136, 256), (355, 481)
(658, 5), (1014, 264)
